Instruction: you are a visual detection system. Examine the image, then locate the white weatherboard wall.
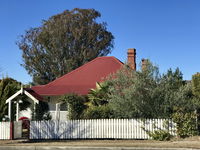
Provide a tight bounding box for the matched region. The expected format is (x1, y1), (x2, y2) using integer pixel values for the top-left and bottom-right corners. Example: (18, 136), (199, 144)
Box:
(19, 108), (32, 120)
(49, 111), (68, 121)
(30, 119), (176, 140)
(0, 122), (10, 139)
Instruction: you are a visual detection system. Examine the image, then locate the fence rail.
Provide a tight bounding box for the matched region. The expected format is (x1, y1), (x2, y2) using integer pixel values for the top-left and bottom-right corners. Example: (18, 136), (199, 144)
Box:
(30, 119), (176, 140)
(0, 122), (11, 139)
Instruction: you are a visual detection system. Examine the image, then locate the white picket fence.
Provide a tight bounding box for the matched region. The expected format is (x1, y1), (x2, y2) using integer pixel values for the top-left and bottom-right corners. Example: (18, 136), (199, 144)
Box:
(0, 122), (11, 139)
(30, 119), (176, 140)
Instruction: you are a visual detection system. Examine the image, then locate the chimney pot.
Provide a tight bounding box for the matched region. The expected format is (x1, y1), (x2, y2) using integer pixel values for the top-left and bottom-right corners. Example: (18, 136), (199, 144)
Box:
(142, 59), (148, 71)
(127, 48), (136, 70)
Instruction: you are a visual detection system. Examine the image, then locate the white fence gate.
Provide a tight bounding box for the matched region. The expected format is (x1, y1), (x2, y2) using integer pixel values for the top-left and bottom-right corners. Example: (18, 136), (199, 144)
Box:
(0, 122), (11, 139)
(30, 119), (176, 140)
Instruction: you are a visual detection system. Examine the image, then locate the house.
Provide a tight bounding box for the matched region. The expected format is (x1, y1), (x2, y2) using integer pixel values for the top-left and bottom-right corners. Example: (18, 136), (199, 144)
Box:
(6, 48), (138, 121)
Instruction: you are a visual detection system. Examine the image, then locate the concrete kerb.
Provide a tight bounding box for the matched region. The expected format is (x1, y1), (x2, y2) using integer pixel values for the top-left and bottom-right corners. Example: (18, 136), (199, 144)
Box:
(0, 146), (35, 150)
(0, 147), (199, 150)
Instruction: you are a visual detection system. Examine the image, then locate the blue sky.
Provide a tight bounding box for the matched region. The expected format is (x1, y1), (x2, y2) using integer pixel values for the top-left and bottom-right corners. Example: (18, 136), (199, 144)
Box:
(0, 0), (200, 84)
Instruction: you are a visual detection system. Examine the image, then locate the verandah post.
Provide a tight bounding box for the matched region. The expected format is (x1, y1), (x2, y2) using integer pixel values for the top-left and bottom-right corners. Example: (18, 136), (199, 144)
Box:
(8, 101), (11, 121)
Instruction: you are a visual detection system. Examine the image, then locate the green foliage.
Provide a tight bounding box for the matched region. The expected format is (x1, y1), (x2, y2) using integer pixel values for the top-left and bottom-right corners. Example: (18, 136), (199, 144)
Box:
(107, 62), (186, 119)
(107, 62), (161, 118)
(106, 66), (137, 118)
(0, 77), (30, 121)
(172, 108), (198, 138)
(32, 101), (51, 121)
(84, 82), (113, 119)
(63, 94), (87, 120)
(88, 82), (110, 106)
(148, 130), (172, 141)
(158, 68), (184, 117)
(145, 120), (173, 141)
(84, 105), (113, 119)
(17, 8), (114, 85)
(174, 83), (199, 112)
(192, 73), (200, 99)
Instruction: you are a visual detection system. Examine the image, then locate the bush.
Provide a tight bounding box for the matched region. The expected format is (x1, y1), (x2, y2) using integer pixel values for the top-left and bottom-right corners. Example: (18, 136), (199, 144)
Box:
(148, 130), (172, 141)
(84, 105), (113, 119)
(172, 108), (198, 138)
(63, 94), (87, 120)
(0, 77), (31, 121)
(32, 101), (51, 121)
(192, 73), (200, 99)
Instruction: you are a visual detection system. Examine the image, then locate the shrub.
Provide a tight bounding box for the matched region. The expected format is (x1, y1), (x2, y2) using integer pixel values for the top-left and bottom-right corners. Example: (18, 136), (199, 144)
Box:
(192, 73), (200, 99)
(84, 105), (113, 119)
(32, 101), (51, 121)
(172, 108), (198, 138)
(63, 94), (87, 120)
(148, 130), (172, 141)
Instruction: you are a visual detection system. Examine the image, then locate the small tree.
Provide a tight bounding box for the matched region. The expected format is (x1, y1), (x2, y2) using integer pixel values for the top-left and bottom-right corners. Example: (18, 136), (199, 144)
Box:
(157, 68), (184, 117)
(84, 105), (113, 119)
(17, 8), (114, 85)
(107, 61), (185, 119)
(107, 62), (160, 118)
(88, 82), (110, 106)
(192, 73), (200, 99)
(0, 78), (30, 121)
(192, 73), (200, 132)
(173, 83), (198, 112)
(63, 94), (87, 120)
(32, 101), (51, 121)
(83, 82), (112, 119)
(172, 107), (198, 138)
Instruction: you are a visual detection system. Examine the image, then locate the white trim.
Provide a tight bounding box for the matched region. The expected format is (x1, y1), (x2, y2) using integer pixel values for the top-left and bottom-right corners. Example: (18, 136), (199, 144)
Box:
(5, 89), (22, 103)
(6, 88), (39, 104)
(8, 101), (11, 120)
(16, 101), (19, 121)
(55, 103), (61, 121)
(6, 87), (40, 121)
(24, 91), (39, 104)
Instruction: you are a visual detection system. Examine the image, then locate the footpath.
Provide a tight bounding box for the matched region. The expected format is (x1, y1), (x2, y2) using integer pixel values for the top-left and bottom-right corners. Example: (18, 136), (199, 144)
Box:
(0, 138), (200, 150)
(0, 146), (199, 150)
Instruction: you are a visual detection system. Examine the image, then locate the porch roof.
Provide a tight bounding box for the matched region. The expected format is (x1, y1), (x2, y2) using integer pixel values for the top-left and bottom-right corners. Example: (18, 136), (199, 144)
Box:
(6, 87), (43, 104)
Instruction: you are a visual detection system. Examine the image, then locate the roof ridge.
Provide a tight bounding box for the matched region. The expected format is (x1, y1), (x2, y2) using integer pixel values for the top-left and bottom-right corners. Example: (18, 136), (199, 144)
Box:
(46, 56), (122, 86)
(109, 56), (124, 66)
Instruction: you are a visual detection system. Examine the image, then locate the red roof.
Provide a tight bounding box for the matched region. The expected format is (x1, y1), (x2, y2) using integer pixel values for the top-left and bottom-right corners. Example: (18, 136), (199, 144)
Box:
(31, 85), (45, 93)
(32, 56), (123, 96)
(24, 88), (44, 101)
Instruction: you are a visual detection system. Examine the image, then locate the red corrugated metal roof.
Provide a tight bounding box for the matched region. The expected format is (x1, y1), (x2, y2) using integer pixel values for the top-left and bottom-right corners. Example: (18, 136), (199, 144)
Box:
(31, 85), (45, 93)
(24, 88), (44, 101)
(32, 56), (123, 96)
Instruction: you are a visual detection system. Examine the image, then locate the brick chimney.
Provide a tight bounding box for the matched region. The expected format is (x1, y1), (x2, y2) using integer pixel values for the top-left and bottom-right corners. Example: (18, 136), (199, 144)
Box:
(141, 59), (148, 71)
(127, 48), (136, 70)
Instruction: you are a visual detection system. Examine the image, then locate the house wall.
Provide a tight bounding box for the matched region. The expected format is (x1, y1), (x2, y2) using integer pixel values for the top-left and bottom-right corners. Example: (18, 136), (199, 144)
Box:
(19, 108), (32, 120)
(48, 102), (69, 121)
(18, 96), (69, 121)
(49, 111), (69, 121)
(19, 106), (69, 121)
(18, 97), (34, 120)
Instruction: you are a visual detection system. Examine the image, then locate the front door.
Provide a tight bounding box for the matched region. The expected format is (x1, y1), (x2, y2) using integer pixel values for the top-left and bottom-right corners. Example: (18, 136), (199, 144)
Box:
(22, 120), (30, 138)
